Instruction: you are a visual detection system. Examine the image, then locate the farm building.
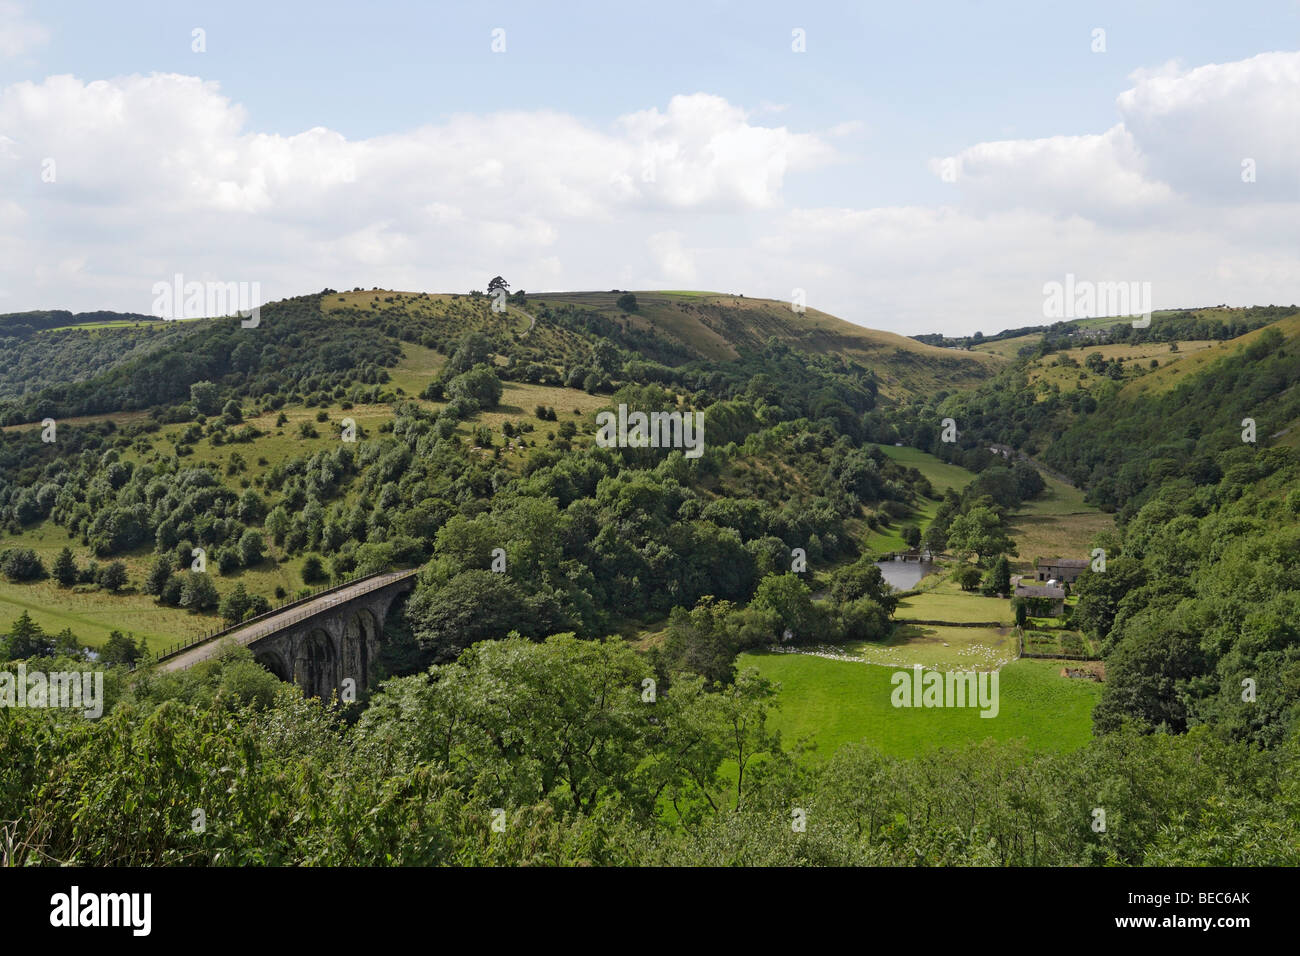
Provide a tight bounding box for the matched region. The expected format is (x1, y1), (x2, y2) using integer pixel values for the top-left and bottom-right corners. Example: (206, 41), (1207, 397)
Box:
(1014, 583), (1066, 616)
(1036, 558), (1089, 584)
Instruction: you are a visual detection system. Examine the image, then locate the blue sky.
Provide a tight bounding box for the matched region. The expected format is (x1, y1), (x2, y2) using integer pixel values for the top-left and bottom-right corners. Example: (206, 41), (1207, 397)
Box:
(1, 1), (1297, 333)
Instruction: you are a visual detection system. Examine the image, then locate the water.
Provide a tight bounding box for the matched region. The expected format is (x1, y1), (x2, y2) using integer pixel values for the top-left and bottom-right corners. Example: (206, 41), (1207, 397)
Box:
(875, 559), (936, 591)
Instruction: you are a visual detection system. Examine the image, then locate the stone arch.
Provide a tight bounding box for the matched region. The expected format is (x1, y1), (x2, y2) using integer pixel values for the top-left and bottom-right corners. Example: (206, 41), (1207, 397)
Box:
(293, 628), (337, 700)
(254, 648), (290, 682)
(341, 608), (378, 691)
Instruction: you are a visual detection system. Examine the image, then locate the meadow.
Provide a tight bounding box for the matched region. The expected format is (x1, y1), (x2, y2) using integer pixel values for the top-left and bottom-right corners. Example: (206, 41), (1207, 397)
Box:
(1006, 473), (1113, 574)
(742, 652), (1100, 758)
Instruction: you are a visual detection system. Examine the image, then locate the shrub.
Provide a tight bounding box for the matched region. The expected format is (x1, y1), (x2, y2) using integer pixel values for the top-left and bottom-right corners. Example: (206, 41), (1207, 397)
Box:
(97, 560), (129, 592)
(0, 548), (45, 582)
(302, 555), (327, 584)
(179, 572), (221, 612)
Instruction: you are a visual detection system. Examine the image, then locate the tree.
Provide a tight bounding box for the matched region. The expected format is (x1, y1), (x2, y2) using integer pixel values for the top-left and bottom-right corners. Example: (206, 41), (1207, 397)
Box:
(97, 560), (129, 592)
(179, 572), (221, 612)
(52, 627), (83, 658)
(902, 525), (922, 549)
(5, 610), (54, 659)
(838, 596), (891, 642)
(1, 548), (45, 582)
(237, 489), (266, 524)
(446, 365), (503, 408)
(302, 555), (327, 584)
(52, 547), (78, 587)
(190, 380), (221, 415)
(656, 598), (740, 686)
(145, 555), (172, 597)
(215, 548), (242, 575)
(980, 554), (1011, 597)
(405, 570), (560, 661)
(616, 292), (638, 312)
(750, 573), (816, 641)
(829, 559), (898, 614)
(945, 506), (1017, 563)
(487, 276), (509, 295)
(953, 564), (983, 592)
(447, 330), (494, 374)
(265, 505), (292, 545)
(358, 634), (651, 816)
(220, 583), (253, 626)
(100, 630), (142, 666)
(237, 529), (266, 567)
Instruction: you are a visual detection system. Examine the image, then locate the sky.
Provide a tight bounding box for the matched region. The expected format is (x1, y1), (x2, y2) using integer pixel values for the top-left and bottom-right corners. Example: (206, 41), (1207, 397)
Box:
(1, 0), (1297, 336)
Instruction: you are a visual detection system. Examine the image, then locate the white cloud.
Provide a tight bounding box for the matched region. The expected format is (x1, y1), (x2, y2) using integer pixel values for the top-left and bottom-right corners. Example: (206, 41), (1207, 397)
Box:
(932, 51), (1300, 218)
(931, 126), (1177, 222)
(646, 231), (698, 285)
(0, 52), (1295, 337)
(0, 77), (834, 310)
(1117, 51), (1300, 202)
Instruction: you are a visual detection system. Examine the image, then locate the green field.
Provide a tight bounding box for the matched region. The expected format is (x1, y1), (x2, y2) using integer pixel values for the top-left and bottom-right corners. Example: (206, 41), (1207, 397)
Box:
(743, 652), (1099, 758)
(871, 443), (976, 495)
(855, 445), (977, 553)
(0, 576), (213, 651)
(896, 577), (1010, 624)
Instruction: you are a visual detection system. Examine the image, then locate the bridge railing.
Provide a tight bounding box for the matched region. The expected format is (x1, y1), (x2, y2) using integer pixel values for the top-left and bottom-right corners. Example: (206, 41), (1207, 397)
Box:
(154, 567), (419, 663)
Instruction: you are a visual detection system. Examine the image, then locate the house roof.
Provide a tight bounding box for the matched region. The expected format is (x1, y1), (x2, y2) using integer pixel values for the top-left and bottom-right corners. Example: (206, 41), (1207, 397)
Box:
(1036, 558), (1090, 569)
(1015, 584), (1065, 598)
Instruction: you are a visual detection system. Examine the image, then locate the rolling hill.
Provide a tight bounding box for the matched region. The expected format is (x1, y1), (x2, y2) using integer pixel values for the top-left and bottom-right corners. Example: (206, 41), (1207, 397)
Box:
(533, 291), (1001, 397)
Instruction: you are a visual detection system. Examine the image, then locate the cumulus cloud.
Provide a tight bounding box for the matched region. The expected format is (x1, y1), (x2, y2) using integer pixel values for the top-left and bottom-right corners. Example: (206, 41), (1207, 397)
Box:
(0, 77), (835, 310)
(0, 50), (1295, 336)
(613, 93), (836, 210)
(930, 126), (1176, 222)
(1117, 51), (1300, 202)
(931, 51), (1300, 217)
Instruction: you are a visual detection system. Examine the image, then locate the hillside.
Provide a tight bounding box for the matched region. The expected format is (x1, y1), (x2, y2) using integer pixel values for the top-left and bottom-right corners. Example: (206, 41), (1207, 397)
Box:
(4, 286), (1299, 870)
(534, 291), (1001, 397)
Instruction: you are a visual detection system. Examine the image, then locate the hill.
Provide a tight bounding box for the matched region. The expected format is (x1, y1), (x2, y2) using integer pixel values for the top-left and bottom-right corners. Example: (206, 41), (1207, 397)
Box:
(533, 291), (1001, 398)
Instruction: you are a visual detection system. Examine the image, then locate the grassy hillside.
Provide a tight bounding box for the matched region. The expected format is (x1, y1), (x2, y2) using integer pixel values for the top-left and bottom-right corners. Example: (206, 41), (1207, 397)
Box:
(535, 291), (1001, 398)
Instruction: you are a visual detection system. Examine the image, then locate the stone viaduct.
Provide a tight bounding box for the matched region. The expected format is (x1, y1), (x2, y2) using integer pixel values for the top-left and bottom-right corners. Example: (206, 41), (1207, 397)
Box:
(159, 569), (418, 700)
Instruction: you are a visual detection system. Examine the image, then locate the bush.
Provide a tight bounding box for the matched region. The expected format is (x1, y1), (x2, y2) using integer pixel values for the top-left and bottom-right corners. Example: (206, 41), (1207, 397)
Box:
(97, 560), (129, 592)
(215, 548), (242, 575)
(838, 597), (891, 642)
(302, 555), (327, 584)
(446, 365), (503, 408)
(953, 564), (983, 592)
(1, 548), (45, 582)
(179, 572), (221, 612)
